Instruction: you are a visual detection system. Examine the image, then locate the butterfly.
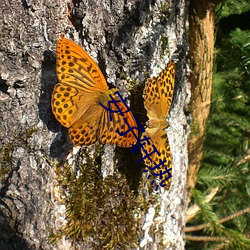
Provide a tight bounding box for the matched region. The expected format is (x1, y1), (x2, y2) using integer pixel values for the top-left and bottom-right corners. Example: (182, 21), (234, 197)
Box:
(51, 38), (138, 147)
(141, 60), (175, 190)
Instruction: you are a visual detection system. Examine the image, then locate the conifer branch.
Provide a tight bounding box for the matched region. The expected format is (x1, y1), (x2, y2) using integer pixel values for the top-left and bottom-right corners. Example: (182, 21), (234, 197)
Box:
(185, 206), (250, 232)
(185, 235), (227, 242)
(186, 187), (219, 222)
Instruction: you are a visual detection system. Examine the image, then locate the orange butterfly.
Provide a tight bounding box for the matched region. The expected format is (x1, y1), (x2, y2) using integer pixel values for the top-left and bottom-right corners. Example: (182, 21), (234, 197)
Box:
(141, 60), (175, 190)
(52, 38), (138, 147)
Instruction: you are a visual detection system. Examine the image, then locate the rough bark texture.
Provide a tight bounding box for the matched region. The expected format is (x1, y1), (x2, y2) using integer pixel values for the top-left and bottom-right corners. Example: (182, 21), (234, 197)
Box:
(187, 0), (219, 204)
(0, 0), (189, 249)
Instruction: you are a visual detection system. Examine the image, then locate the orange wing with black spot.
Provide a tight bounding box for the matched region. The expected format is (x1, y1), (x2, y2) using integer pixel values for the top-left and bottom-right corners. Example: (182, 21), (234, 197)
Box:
(52, 38), (137, 147)
(141, 61), (175, 190)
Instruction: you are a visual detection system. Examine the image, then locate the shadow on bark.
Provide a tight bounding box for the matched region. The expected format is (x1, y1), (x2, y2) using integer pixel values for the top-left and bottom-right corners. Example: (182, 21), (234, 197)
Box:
(0, 211), (32, 250)
(39, 49), (73, 161)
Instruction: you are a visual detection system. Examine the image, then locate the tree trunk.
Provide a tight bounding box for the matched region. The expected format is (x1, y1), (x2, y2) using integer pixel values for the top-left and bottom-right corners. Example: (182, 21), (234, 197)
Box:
(187, 0), (220, 204)
(0, 0), (189, 249)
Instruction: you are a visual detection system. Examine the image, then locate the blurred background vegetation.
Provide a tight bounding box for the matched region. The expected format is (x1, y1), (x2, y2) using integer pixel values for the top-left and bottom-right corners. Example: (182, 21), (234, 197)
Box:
(186, 0), (250, 249)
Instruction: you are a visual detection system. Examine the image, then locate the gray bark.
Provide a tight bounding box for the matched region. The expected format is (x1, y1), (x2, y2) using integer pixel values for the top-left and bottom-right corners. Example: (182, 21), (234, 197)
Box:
(0, 0), (189, 249)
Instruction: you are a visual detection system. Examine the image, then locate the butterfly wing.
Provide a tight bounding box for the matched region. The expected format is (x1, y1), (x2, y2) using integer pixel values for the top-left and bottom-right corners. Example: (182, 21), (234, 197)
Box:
(141, 128), (172, 190)
(56, 38), (108, 91)
(141, 60), (175, 190)
(99, 100), (138, 147)
(68, 99), (138, 147)
(67, 102), (104, 145)
(52, 38), (109, 127)
(143, 60), (175, 120)
(52, 83), (102, 128)
(52, 38), (138, 148)
(52, 38), (108, 142)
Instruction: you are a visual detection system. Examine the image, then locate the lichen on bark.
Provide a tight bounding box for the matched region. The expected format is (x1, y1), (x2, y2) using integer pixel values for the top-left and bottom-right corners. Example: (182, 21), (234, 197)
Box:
(0, 1), (189, 249)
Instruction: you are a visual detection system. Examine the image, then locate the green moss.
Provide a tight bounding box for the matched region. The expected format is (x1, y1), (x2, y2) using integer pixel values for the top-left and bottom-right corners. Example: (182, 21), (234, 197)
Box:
(119, 72), (139, 91)
(119, 71), (128, 81)
(51, 151), (153, 248)
(25, 126), (38, 138)
(161, 35), (169, 57)
(159, 1), (170, 17)
(0, 144), (13, 178)
(0, 126), (38, 178)
(189, 119), (201, 139)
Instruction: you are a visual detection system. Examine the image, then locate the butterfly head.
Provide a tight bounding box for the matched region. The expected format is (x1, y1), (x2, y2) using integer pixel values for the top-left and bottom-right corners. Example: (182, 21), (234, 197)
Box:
(98, 88), (119, 105)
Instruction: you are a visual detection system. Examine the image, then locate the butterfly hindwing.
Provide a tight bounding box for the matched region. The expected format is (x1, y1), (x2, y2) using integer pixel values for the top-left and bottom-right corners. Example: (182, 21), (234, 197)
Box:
(52, 82), (103, 128)
(99, 101), (138, 147)
(142, 129), (172, 190)
(52, 83), (79, 128)
(69, 121), (98, 145)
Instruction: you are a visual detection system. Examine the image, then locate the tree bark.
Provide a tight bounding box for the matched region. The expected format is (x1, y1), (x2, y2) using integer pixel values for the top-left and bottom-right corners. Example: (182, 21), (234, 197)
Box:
(0, 0), (189, 249)
(187, 0), (220, 204)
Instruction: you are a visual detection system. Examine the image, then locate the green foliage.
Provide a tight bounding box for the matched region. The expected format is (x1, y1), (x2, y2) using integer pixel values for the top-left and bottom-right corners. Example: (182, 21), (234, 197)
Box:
(187, 2), (250, 249)
(192, 189), (225, 233)
(218, 0), (250, 17)
(197, 165), (240, 188)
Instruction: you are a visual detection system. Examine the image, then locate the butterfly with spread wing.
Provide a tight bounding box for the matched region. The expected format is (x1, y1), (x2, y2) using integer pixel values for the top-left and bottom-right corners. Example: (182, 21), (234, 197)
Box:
(141, 60), (175, 190)
(51, 38), (137, 147)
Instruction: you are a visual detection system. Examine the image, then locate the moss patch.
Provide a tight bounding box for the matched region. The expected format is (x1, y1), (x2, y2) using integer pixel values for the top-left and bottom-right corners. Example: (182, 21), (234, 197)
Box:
(51, 154), (151, 249)
(0, 126), (38, 180)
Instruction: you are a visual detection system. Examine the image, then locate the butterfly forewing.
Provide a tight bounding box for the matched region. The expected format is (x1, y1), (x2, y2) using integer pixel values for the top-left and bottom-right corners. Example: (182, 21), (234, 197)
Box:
(56, 38), (108, 91)
(143, 60), (175, 119)
(141, 60), (175, 190)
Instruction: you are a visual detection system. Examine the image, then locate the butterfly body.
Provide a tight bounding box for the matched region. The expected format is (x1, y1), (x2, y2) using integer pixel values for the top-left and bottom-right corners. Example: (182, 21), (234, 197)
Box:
(52, 38), (137, 147)
(142, 60), (175, 190)
(98, 88), (118, 104)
